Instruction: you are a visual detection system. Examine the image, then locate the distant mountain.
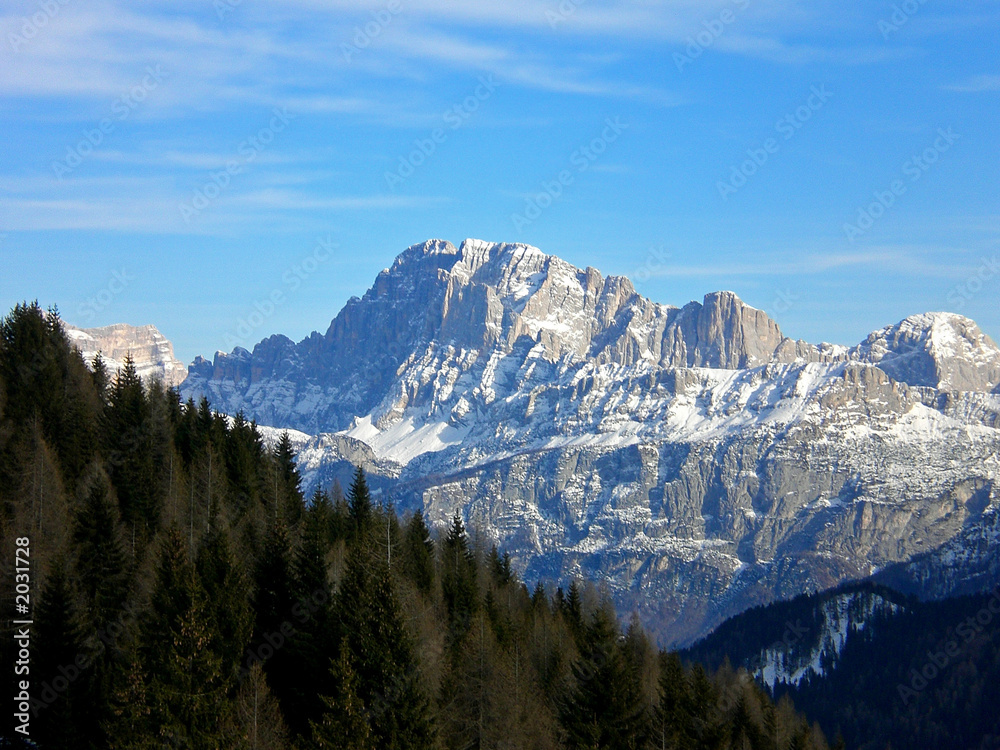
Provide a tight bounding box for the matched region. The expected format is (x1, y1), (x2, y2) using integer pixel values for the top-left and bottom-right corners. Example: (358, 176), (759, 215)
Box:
(179, 238), (1000, 645)
(683, 581), (1000, 750)
(66, 322), (188, 387)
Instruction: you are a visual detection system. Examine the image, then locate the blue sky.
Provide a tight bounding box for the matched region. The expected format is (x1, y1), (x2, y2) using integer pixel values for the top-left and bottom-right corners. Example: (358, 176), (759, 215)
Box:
(1, 0), (998, 365)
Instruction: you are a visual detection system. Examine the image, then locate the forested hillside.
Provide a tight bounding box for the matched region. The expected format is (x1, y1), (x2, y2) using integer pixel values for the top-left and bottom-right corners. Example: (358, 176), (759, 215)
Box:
(1, 302), (830, 749)
(685, 581), (1000, 750)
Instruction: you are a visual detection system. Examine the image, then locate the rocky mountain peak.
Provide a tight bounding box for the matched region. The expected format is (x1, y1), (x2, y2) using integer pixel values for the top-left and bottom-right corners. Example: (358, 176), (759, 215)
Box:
(178, 239), (1000, 646)
(66, 322), (187, 387)
(855, 312), (1000, 391)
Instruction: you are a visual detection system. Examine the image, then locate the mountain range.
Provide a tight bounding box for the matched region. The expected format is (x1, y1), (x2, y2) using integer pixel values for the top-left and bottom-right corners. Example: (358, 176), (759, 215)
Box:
(84, 238), (1000, 646)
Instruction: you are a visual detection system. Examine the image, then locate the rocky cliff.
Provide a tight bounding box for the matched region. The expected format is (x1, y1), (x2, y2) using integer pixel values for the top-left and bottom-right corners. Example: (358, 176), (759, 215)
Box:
(180, 239), (1000, 646)
(66, 322), (188, 387)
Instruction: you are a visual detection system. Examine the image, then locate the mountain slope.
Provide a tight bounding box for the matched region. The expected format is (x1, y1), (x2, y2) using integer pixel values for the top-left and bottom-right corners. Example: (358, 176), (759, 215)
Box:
(683, 581), (1000, 750)
(180, 238), (1000, 645)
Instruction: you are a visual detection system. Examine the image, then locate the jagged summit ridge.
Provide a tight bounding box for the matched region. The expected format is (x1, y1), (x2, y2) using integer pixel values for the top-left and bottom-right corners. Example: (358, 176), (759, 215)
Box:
(183, 238), (840, 435)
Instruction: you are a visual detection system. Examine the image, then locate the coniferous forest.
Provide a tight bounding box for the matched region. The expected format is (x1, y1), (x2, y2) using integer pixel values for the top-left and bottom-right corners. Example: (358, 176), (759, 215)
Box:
(1, 302), (832, 749)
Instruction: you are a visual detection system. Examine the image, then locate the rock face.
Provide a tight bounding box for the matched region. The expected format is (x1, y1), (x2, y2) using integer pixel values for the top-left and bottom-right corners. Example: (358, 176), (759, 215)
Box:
(180, 239), (1000, 646)
(66, 322), (188, 387)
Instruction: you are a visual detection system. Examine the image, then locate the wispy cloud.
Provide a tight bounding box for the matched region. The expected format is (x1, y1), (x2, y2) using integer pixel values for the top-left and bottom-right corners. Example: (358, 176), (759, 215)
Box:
(944, 74), (1000, 92)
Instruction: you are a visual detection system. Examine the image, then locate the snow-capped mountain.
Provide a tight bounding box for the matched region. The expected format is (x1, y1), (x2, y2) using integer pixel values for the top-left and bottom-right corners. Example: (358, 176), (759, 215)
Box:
(66, 322), (188, 387)
(180, 239), (1000, 645)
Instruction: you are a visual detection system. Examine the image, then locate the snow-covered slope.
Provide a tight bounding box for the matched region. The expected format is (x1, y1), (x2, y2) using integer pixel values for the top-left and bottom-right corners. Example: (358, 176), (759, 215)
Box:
(179, 238), (1000, 645)
(754, 588), (905, 690)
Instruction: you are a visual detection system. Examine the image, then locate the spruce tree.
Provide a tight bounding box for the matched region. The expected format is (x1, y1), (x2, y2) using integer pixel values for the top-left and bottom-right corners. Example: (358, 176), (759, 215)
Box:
(250, 522), (298, 725)
(559, 605), (649, 750)
(442, 511), (478, 643)
(337, 545), (435, 749)
(273, 430), (303, 522)
(347, 464), (372, 535)
(142, 527), (228, 748)
(655, 651), (694, 750)
(401, 508), (435, 595)
(196, 528), (253, 683)
(103, 354), (160, 536)
(283, 504), (335, 735)
(311, 639), (375, 750)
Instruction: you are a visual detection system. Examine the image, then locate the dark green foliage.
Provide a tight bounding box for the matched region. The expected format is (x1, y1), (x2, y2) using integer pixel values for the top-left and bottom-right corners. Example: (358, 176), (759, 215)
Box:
(196, 528), (253, 682)
(0, 303), (98, 490)
(347, 464), (372, 534)
(102, 354), (163, 538)
(272, 430), (303, 523)
(282, 504), (335, 735)
(142, 527), (229, 748)
(559, 604), (649, 749)
(312, 640), (374, 750)
(73, 474), (130, 632)
(402, 507), (435, 594)
(337, 545), (435, 748)
(442, 511), (478, 644)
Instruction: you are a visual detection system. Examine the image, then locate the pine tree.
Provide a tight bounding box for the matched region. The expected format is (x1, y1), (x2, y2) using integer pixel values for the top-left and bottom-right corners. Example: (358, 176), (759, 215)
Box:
(283, 503), (335, 735)
(142, 527), (228, 748)
(655, 651), (694, 750)
(402, 508), (435, 594)
(104, 654), (156, 750)
(559, 604), (649, 750)
(0, 302), (98, 484)
(311, 639), (375, 750)
(564, 579), (584, 640)
(73, 476), (130, 631)
(347, 465), (372, 535)
(250, 522), (298, 726)
(273, 430), (303, 523)
(337, 545), (435, 749)
(91, 352), (109, 402)
(103, 353), (161, 537)
(442, 511), (478, 643)
(196, 528), (253, 683)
